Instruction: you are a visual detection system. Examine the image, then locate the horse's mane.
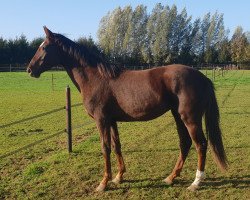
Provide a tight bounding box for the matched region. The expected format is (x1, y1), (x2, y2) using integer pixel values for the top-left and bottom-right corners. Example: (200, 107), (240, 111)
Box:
(53, 33), (123, 78)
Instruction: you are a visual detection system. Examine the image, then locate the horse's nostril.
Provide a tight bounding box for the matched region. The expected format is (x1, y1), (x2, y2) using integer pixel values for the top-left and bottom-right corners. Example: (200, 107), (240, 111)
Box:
(27, 67), (32, 73)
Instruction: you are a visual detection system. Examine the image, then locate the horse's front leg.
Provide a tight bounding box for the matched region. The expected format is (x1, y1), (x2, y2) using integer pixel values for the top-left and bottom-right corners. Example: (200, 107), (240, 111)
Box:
(110, 121), (126, 184)
(95, 118), (112, 192)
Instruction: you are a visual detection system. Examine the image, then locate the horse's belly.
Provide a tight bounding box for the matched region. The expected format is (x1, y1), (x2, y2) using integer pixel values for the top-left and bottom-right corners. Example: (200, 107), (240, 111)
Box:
(111, 75), (171, 121)
(114, 99), (171, 122)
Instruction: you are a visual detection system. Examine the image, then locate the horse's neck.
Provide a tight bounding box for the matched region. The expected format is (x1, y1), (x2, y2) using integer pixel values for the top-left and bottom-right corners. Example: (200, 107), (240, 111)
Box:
(61, 49), (107, 99)
(66, 65), (105, 97)
(65, 67), (81, 92)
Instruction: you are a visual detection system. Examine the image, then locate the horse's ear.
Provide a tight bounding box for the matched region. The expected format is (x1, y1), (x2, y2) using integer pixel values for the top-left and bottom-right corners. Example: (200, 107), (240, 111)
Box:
(43, 26), (54, 39)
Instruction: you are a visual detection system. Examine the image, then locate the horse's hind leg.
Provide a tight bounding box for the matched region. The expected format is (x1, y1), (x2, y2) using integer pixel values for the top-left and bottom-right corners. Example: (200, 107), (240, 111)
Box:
(110, 121), (126, 184)
(163, 109), (192, 185)
(182, 116), (207, 191)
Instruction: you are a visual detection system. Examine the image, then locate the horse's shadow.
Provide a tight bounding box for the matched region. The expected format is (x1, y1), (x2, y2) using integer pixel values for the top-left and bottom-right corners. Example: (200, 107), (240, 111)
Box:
(109, 177), (189, 190)
(109, 175), (250, 190)
(109, 177), (169, 190)
(203, 175), (250, 189)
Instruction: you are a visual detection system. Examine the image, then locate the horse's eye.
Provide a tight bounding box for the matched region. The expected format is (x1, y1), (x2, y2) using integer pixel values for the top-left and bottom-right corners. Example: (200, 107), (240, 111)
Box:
(42, 47), (46, 50)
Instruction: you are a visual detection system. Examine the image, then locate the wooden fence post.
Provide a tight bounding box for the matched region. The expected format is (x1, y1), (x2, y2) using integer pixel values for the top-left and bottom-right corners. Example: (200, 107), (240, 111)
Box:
(52, 73), (55, 91)
(66, 85), (72, 153)
(212, 68), (215, 81)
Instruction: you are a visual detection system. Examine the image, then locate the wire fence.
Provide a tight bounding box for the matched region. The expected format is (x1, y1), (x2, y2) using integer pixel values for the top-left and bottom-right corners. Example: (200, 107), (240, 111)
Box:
(0, 64), (64, 72)
(124, 63), (240, 82)
(0, 99), (95, 159)
(0, 64), (27, 72)
(0, 63), (243, 72)
(0, 75), (94, 159)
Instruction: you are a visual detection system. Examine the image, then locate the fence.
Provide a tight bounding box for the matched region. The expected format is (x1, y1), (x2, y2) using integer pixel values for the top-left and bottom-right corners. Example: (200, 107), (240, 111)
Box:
(0, 64), (27, 72)
(204, 66), (229, 81)
(1, 63), (243, 73)
(126, 63), (237, 81)
(0, 85), (94, 159)
(0, 64), (64, 72)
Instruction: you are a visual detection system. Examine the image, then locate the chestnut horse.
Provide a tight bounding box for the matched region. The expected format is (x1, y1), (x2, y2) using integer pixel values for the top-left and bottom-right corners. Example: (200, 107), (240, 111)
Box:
(27, 27), (227, 192)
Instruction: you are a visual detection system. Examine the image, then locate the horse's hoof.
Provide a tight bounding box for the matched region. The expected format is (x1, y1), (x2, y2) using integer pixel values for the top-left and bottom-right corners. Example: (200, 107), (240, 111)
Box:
(95, 183), (106, 192)
(163, 177), (173, 185)
(112, 177), (122, 184)
(187, 184), (199, 191)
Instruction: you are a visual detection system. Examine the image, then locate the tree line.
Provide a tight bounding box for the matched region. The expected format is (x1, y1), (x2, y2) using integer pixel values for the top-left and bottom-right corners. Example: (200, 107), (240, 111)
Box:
(98, 3), (250, 67)
(0, 35), (43, 65)
(0, 3), (249, 68)
(0, 35), (97, 66)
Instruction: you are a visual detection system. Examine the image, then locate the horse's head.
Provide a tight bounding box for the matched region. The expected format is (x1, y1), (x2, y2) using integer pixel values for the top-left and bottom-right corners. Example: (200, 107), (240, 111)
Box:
(27, 26), (61, 78)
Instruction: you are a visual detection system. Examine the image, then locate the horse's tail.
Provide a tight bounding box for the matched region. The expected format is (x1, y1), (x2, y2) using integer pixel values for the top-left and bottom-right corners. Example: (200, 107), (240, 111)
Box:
(205, 81), (228, 171)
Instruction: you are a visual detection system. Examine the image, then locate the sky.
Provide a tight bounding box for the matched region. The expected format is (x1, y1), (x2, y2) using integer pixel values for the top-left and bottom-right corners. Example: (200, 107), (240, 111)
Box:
(0, 0), (249, 42)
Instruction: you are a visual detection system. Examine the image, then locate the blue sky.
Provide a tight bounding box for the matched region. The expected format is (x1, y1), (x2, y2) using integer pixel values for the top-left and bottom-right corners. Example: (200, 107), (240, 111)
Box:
(0, 0), (249, 41)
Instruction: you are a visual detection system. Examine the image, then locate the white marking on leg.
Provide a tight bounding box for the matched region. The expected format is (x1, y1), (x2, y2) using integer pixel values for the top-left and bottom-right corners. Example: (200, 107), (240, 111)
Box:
(39, 41), (45, 47)
(192, 169), (205, 186)
(187, 169), (206, 191)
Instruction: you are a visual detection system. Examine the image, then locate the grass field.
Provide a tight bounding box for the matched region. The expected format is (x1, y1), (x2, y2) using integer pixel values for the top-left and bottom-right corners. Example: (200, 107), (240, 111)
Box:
(0, 70), (249, 199)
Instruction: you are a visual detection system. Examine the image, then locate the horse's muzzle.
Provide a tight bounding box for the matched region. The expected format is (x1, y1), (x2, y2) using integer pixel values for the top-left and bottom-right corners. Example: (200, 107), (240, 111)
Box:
(27, 67), (32, 74)
(27, 67), (40, 78)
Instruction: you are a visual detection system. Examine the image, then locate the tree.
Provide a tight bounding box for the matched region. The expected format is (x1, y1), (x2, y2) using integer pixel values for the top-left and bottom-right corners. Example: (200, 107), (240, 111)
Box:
(98, 11), (112, 56)
(147, 3), (174, 65)
(145, 3), (165, 65)
(29, 37), (44, 59)
(77, 36), (96, 49)
(98, 5), (148, 65)
(189, 18), (202, 64)
(200, 12), (211, 63)
(0, 37), (9, 64)
(243, 44), (250, 63)
(231, 26), (248, 64)
(160, 4), (175, 64)
(98, 6), (133, 64)
(7, 35), (30, 64)
(172, 7), (192, 64)
(204, 12), (227, 63)
(246, 31), (250, 43)
(126, 5), (148, 65)
(218, 39), (231, 63)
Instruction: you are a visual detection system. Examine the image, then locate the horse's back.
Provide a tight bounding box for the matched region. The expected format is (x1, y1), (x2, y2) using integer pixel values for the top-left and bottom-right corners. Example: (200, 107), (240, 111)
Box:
(160, 64), (209, 92)
(141, 64), (210, 96)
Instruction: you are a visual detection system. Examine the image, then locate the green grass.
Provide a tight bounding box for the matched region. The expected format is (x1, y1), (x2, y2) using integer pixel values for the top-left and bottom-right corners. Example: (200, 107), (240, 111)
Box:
(0, 70), (250, 199)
